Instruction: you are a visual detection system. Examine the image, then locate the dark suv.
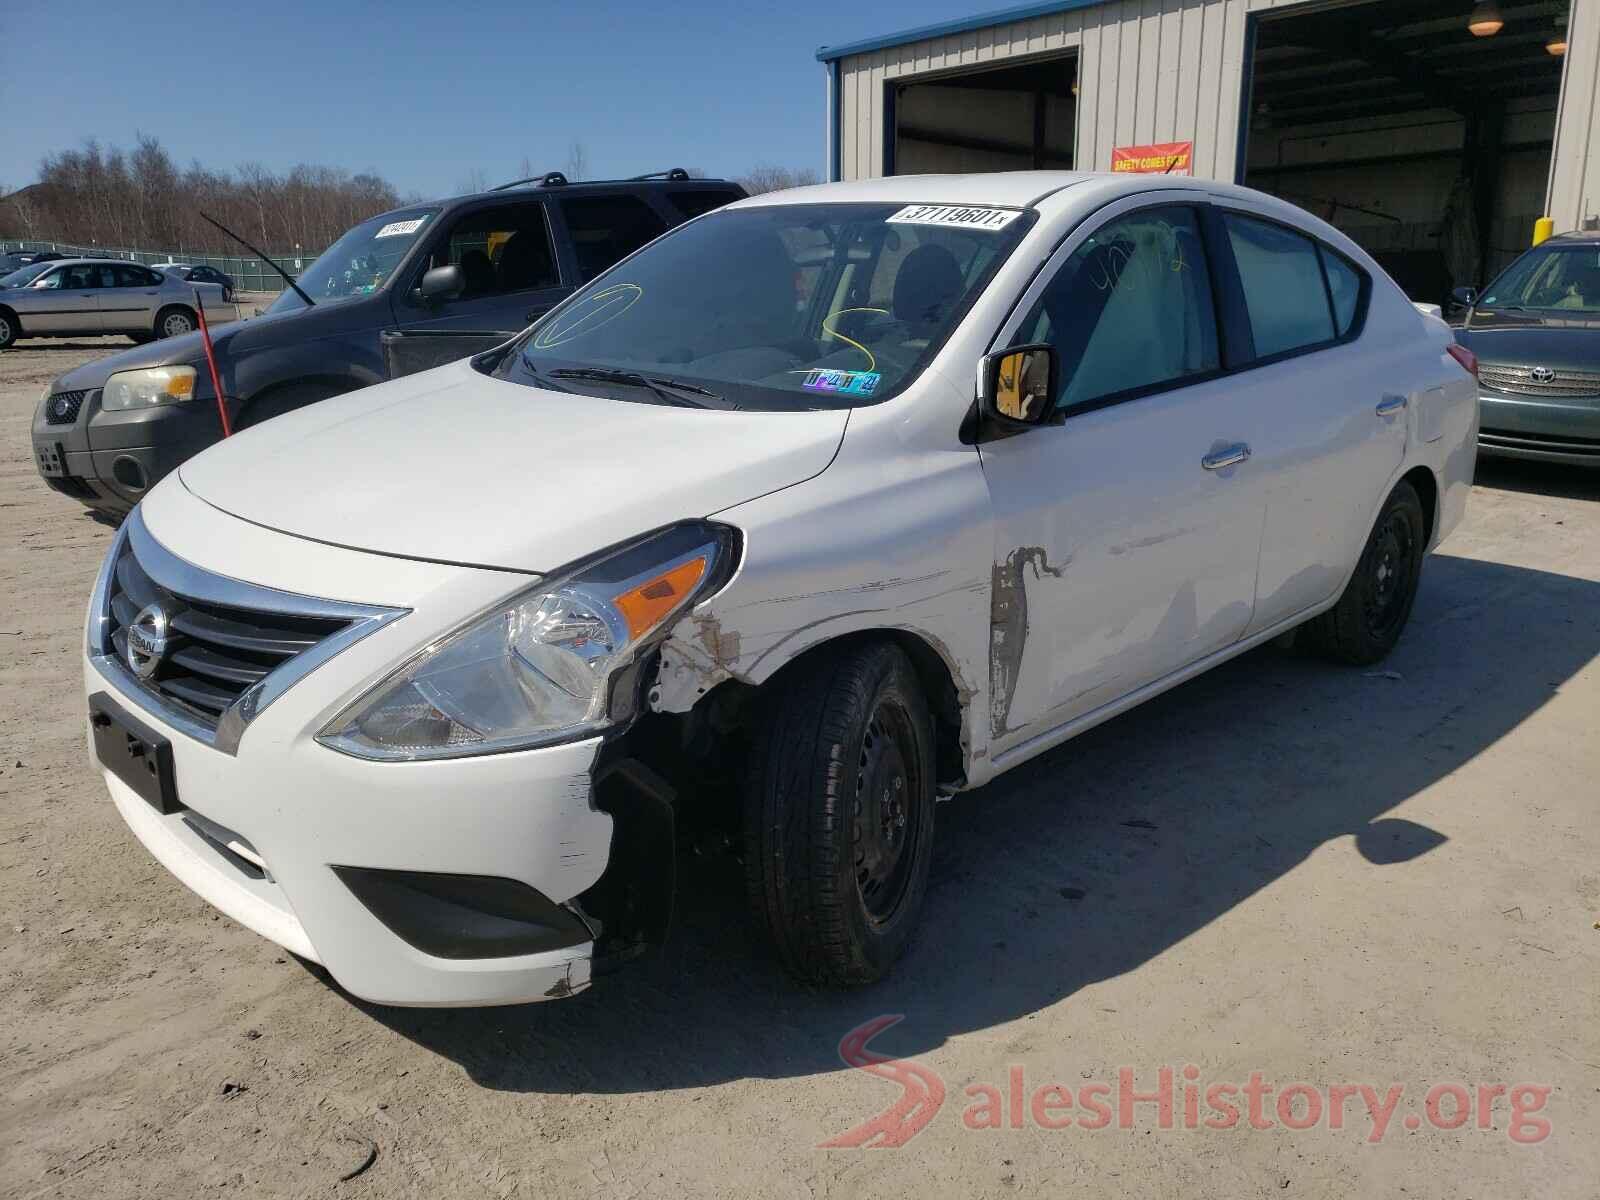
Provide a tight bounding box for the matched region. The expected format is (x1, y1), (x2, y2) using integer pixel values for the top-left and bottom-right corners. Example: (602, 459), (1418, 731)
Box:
(32, 170), (745, 516)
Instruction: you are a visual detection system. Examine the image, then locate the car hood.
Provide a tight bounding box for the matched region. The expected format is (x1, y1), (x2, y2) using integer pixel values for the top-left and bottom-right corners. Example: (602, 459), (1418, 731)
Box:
(48, 304), (313, 390)
(1456, 318), (1600, 372)
(177, 358), (849, 572)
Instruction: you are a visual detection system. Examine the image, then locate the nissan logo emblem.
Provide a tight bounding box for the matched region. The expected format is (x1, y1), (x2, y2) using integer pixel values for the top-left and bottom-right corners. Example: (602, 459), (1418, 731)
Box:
(125, 603), (172, 680)
(52, 396), (71, 419)
(1530, 366), (1556, 383)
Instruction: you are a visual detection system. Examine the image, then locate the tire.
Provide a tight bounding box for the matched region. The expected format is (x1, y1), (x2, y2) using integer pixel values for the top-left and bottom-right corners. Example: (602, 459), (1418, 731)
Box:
(1303, 480), (1426, 665)
(127, 333), (155, 345)
(0, 309), (17, 349)
(743, 641), (937, 987)
(155, 306), (195, 339)
(238, 381), (347, 430)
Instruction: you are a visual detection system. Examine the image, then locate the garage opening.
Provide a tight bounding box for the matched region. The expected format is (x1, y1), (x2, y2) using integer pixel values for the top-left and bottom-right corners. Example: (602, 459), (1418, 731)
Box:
(1242, 0), (1571, 306)
(889, 54), (1078, 176)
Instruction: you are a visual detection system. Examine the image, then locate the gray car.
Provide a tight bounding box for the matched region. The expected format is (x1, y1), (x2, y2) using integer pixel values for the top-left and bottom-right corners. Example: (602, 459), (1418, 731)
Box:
(0, 258), (236, 349)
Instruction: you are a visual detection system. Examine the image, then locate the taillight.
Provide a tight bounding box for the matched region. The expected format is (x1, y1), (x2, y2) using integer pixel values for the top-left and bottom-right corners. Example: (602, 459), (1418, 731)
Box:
(1447, 343), (1478, 379)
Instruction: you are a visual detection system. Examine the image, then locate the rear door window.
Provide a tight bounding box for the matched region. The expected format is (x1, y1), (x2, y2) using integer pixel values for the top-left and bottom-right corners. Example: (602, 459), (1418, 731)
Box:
(1223, 214), (1337, 358)
(559, 194), (669, 282)
(666, 188), (744, 220)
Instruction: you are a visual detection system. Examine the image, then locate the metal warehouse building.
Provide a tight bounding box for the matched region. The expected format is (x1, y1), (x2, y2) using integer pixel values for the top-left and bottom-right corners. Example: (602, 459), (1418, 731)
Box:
(819, 0), (1598, 301)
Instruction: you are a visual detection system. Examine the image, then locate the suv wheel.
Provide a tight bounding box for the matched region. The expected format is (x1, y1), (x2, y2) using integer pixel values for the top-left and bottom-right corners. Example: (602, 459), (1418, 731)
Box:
(743, 641), (936, 987)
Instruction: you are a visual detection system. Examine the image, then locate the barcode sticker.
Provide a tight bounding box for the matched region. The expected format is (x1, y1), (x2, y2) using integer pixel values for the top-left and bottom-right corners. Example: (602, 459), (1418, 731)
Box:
(886, 205), (1022, 231)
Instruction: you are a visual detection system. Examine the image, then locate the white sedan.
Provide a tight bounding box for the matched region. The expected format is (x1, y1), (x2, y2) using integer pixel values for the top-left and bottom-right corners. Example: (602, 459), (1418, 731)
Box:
(81, 172), (1477, 1005)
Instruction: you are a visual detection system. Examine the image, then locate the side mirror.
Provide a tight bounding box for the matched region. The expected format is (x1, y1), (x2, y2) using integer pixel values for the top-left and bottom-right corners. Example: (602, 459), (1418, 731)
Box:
(418, 264), (464, 305)
(1449, 285), (1477, 309)
(980, 343), (1058, 431)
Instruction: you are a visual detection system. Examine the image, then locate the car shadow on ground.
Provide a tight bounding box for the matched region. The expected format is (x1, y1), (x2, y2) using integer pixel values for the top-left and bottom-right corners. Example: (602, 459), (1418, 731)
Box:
(1474, 456), (1600, 502)
(362, 552), (1599, 1094)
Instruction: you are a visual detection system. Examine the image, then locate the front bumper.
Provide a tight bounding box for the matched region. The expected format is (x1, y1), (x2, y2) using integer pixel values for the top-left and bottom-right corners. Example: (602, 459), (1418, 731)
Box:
(33, 388), (226, 514)
(84, 491), (618, 1006)
(1477, 390), (1600, 467)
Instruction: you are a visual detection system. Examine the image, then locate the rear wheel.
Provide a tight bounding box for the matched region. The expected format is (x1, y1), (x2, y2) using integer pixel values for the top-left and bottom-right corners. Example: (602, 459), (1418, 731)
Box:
(1304, 481), (1426, 665)
(743, 641), (936, 987)
(155, 306), (195, 339)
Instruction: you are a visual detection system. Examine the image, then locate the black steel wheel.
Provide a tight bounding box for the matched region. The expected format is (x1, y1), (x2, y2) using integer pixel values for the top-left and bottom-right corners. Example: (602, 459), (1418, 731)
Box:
(1304, 480), (1427, 665)
(744, 641), (936, 986)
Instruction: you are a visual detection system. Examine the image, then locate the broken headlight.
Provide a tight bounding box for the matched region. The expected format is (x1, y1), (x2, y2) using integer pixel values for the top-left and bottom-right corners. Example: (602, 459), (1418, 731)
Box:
(318, 522), (738, 761)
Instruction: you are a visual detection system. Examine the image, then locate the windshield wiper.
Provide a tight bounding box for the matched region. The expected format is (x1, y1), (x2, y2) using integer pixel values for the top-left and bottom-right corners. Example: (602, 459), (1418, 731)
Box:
(549, 367), (734, 409)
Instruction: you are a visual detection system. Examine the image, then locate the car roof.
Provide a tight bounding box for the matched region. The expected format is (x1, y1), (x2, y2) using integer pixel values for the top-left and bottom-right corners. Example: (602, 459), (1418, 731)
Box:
(23, 257), (139, 267)
(1546, 231), (1600, 243)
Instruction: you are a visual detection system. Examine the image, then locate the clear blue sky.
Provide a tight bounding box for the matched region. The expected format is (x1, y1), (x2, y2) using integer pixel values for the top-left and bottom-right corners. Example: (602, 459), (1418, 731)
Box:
(0, 0), (984, 197)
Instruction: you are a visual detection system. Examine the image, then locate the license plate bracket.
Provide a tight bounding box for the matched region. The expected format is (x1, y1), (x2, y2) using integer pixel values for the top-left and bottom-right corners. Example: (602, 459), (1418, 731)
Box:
(36, 441), (66, 478)
(89, 692), (181, 814)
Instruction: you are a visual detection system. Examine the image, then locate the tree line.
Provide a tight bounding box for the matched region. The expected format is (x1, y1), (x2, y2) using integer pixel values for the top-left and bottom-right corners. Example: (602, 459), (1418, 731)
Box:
(0, 135), (823, 257)
(0, 135), (406, 255)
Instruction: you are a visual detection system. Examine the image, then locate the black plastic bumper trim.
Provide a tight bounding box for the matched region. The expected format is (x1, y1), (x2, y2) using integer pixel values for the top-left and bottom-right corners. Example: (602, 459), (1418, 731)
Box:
(332, 866), (594, 960)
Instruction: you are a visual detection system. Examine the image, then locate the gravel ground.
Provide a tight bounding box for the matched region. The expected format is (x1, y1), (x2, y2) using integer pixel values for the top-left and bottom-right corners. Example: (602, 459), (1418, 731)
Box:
(2, 341), (1598, 1199)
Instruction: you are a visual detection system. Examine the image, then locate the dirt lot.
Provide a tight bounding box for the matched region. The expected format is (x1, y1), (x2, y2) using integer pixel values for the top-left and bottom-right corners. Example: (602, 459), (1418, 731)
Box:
(2, 341), (1597, 1199)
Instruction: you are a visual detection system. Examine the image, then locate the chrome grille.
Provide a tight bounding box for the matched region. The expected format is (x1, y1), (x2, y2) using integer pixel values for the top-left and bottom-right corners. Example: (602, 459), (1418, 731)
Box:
(1478, 363), (1600, 398)
(106, 540), (351, 727)
(45, 389), (89, 425)
(90, 511), (406, 753)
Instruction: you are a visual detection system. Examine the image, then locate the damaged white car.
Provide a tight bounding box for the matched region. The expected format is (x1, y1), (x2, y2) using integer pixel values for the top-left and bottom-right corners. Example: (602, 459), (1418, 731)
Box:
(84, 173), (1478, 1005)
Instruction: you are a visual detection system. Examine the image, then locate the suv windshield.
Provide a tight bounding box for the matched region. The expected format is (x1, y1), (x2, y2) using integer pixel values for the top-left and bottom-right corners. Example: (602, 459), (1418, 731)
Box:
(493, 202), (1034, 410)
(1481, 243), (1600, 314)
(267, 207), (440, 313)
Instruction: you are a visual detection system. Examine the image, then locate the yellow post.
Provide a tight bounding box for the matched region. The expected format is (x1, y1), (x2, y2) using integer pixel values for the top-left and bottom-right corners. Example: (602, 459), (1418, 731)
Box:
(1533, 217), (1555, 246)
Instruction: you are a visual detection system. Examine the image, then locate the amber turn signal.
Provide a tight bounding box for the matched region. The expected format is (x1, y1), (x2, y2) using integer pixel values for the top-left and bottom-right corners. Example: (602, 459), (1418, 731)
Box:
(614, 556), (708, 638)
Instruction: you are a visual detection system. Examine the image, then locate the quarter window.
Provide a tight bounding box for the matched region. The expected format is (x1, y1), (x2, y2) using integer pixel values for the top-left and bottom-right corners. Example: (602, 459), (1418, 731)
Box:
(1009, 206), (1220, 412)
(1224, 214), (1337, 358)
(1319, 246), (1363, 337)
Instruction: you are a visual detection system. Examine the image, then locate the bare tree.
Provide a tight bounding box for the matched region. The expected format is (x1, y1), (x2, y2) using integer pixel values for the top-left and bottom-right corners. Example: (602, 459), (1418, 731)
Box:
(458, 167), (489, 195)
(7, 136), (403, 254)
(565, 142), (587, 182)
(738, 164), (821, 195)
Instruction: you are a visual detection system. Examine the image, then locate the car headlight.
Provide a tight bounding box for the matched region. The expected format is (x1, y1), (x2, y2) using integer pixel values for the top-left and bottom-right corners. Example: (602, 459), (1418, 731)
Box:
(317, 522), (739, 761)
(102, 365), (197, 411)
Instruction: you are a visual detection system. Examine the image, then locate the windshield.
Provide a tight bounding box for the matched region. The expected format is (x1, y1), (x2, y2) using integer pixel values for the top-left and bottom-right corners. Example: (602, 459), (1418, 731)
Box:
(494, 201), (1034, 411)
(1481, 244), (1600, 313)
(1, 261), (53, 288)
(266, 207), (439, 314)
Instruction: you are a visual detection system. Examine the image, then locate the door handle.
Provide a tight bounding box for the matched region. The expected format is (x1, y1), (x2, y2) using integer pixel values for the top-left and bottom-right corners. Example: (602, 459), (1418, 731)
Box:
(1201, 443), (1251, 471)
(1376, 394), (1407, 417)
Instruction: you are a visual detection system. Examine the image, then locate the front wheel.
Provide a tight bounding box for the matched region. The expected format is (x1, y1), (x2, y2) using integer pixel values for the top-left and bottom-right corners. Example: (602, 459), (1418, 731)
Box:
(743, 641), (936, 987)
(1304, 480), (1426, 665)
(0, 310), (17, 349)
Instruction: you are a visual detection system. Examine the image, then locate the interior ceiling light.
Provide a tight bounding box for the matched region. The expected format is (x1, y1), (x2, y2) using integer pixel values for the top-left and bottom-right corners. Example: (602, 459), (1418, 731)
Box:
(1546, 18), (1568, 55)
(1468, 1), (1504, 37)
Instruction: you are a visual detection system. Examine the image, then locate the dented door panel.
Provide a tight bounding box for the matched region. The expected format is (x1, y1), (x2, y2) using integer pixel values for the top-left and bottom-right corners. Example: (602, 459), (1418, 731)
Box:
(977, 378), (1265, 755)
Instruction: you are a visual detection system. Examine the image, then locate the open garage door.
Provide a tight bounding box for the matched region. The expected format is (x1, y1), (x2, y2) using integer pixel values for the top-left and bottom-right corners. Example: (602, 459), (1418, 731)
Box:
(1242, 0), (1570, 307)
(888, 54), (1078, 175)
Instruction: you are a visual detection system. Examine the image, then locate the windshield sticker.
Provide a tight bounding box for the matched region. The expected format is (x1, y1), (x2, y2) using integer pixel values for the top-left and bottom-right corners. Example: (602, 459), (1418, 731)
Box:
(533, 283), (643, 348)
(374, 217), (429, 239)
(802, 369), (880, 396)
(887, 205), (1022, 232)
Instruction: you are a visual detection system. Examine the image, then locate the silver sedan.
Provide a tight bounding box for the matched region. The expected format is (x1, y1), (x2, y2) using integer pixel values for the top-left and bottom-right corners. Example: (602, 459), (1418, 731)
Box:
(0, 258), (238, 349)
